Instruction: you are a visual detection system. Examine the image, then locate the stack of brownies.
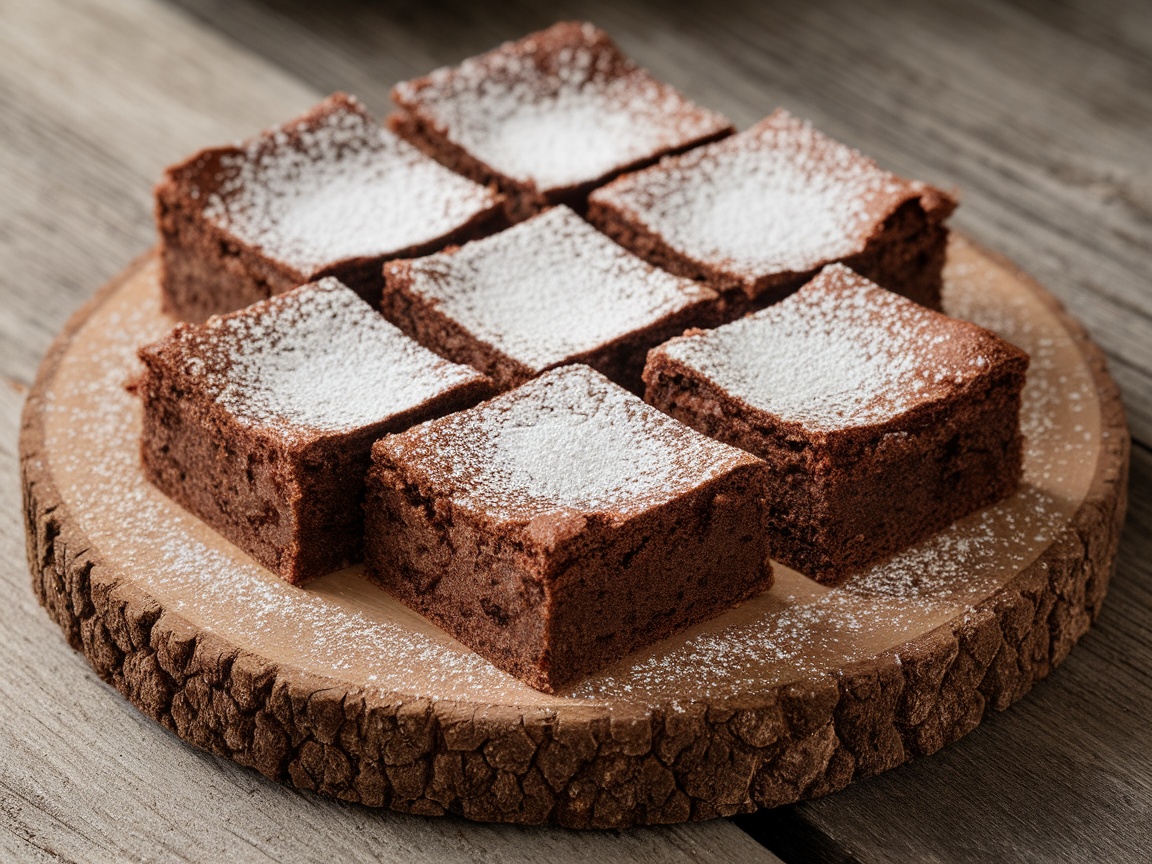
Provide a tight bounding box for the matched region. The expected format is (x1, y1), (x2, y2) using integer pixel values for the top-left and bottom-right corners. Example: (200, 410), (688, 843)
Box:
(137, 21), (1028, 693)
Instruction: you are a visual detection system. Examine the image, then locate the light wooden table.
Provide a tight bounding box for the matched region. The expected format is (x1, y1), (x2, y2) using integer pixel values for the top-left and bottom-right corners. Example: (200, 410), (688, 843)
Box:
(1, 0), (1148, 861)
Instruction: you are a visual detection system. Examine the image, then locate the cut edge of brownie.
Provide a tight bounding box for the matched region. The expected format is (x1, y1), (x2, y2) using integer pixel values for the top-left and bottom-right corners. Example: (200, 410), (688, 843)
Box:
(644, 344), (1026, 580)
(388, 22), (735, 222)
(138, 360), (493, 585)
(156, 93), (509, 323)
(381, 248), (721, 394)
(136, 284), (495, 584)
(586, 117), (958, 313)
(365, 433), (773, 693)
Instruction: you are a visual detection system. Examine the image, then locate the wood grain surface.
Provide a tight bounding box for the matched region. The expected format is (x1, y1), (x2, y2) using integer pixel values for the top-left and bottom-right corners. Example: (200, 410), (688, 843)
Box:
(1, 0), (1149, 861)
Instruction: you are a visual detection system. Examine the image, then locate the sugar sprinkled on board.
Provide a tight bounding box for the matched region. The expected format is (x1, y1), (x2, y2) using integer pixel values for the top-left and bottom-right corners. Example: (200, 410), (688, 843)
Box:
(393, 22), (731, 191)
(379, 364), (754, 522)
(842, 485), (1066, 606)
(39, 244), (1100, 705)
(45, 265), (504, 696)
(163, 278), (486, 440)
(572, 587), (943, 699)
(658, 264), (1011, 431)
(200, 95), (498, 274)
(591, 110), (923, 282)
(397, 205), (714, 370)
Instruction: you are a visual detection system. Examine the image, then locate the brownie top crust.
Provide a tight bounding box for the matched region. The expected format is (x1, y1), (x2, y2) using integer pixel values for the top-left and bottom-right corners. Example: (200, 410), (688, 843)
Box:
(390, 22), (732, 193)
(590, 110), (952, 285)
(168, 93), (501, 275)
(141, 278), (489, 444)
(389, 205), (716, 369)
(652, 264), (1029, 433)
(374, 364), (759, 524)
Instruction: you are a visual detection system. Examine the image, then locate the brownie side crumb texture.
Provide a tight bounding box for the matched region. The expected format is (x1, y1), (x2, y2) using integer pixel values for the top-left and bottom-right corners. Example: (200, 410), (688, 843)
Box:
(156, 93), (506, 323)
(643, 264), (1028, 581)
(381, 205), (720, 393)
(137, 278), (492, 584)
(364, 365), (773, 692)
(389, 21), (734, 220)
(588, 109), (956, 311)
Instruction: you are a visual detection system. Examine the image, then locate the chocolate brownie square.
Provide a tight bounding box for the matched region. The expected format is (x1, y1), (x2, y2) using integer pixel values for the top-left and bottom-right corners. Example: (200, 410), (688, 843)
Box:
(137, 278), (492, 584)
(643, 264), (1028, 581)
(389, 21), (734, 220)
(156, 93), (505, 322)
(588, 109), (956, 312)
(364, 364), (773, 692)
(381, 205), (719, 393)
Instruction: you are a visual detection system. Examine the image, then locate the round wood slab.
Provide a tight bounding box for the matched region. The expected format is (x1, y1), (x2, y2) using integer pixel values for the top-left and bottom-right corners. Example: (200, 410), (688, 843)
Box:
(21, 237), (1128, 828)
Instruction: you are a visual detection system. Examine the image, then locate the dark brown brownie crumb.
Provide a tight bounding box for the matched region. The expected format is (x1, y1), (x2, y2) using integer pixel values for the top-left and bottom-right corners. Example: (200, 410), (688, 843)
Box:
(381, 205), (719, 393)
(137, 278), (492, 584)
(156, 92), (506, 322)
(364, 364), (773, 692)
(389, 22), (734, 221)
(588, 109), (956, 312)
(643, 264), (1028, 581)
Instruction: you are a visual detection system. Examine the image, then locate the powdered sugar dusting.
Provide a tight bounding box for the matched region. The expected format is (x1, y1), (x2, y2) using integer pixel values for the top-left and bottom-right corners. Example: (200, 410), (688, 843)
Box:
(399, 206), (713, 370)
(573, 575), (955, 698)
(200, 95), (498, 273)
(832, 240), (1098, 607)
(165, 278), (485, 441)
(39, 240), (1101, 705)
(381, 365), (753, 522)
(591, 110), (921, 281)
(660, 264), (1009, 431)
(394, 22), (730, 191)
(842, 485), (1065, 606)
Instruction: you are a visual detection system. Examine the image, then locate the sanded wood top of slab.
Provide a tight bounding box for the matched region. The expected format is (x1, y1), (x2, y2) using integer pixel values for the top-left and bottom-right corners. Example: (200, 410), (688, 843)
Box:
(20, 235), (1128, 828)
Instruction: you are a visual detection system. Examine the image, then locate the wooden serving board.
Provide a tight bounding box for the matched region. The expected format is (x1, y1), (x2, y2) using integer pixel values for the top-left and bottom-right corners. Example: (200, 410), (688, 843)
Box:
(20, 236), (1128, 829)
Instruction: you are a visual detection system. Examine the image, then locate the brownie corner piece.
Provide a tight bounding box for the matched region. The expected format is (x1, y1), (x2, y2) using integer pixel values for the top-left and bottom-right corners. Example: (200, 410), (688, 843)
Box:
(588, 109), (956, 311)
(156, 92), (505, 323)
(380, 204), (719, 393)
(137, 277), (492, 584)
(364, 364), (773, 692)
(643, 263), (1028, 582)
(388, 21), (734, 220)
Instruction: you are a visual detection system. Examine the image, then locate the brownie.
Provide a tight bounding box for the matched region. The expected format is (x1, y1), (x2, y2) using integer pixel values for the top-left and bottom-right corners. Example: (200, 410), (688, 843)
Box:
(381, 205), (719, 394)
(643, 264), (1029, 582)
(156, 92), (506, 322)
(137, 278), (492, 584)
(364, 364), (773, 692)
(588, 109), (957, 313)
(389, 21), (734, 221)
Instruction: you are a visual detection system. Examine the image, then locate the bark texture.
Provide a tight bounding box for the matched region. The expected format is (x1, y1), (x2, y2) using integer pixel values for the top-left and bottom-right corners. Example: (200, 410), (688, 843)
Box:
(20, 249), (1128, 828)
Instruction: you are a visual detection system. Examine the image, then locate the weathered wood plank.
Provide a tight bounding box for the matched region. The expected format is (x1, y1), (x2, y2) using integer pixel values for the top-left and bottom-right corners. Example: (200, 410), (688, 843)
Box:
(0, 0), (316, 388)
(0, 0), (779, 860)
